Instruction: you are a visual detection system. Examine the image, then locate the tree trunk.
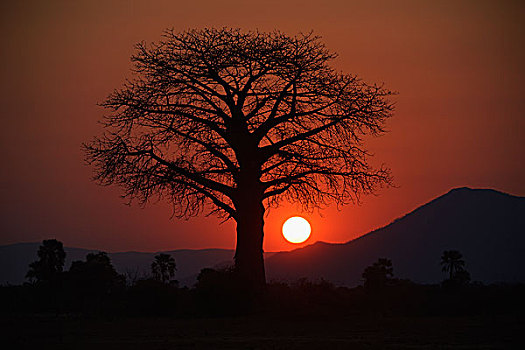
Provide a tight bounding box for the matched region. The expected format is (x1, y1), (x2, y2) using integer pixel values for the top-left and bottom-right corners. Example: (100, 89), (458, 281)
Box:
(234, 194), (266, 293)
(231, 123), (266, 294)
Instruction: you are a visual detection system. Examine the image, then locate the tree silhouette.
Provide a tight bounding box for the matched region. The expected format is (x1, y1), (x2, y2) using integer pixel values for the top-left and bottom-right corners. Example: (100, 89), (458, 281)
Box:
(26, 239), (66, 283)
(441, 250), (470, 286)
(441, 250), (465, 280)
(362, 258), (393, 292)
(151, 253), (176, 284)
(84, 28), (394, 291)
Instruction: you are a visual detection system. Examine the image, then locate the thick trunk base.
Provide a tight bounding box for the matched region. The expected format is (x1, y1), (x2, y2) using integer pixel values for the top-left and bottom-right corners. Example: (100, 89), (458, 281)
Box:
(234, 199), (266, 294)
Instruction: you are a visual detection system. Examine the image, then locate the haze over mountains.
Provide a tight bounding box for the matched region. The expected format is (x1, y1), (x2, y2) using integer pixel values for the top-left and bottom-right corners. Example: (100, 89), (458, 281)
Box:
(1, 188), (524, 287)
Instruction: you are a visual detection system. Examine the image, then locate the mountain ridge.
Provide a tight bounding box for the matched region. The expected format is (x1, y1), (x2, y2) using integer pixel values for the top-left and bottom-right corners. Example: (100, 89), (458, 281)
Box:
(265, 187), (525, 285)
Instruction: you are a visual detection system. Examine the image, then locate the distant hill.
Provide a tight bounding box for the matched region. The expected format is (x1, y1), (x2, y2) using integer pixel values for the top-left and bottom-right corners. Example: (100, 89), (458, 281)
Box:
(266, 187), (525, 286)
(0, 243), (235, 286)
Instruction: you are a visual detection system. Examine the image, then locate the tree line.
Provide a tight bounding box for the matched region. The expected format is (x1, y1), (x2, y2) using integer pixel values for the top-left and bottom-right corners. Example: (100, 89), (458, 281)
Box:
(362, 250), (471, 292)
(25, 239), (177, 287)
(1, 239), (522, 318)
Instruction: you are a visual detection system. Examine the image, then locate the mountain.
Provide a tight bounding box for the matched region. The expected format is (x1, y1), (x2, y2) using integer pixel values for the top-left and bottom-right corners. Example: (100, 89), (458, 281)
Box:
(0, 243), (235, 286)
(266, 187), (525, 286)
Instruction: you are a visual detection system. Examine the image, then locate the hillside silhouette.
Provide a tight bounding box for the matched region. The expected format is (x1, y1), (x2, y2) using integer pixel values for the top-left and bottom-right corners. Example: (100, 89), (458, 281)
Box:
(266, 187), (525, 285)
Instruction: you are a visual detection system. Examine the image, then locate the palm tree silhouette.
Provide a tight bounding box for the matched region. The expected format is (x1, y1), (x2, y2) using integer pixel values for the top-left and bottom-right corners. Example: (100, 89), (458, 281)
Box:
(440, 250), (465, 280)
(151, 253), (176, 284)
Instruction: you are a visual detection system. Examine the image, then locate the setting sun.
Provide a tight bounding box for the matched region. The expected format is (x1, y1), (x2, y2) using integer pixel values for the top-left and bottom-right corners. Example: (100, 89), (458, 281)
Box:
(282, 216), (312, 244)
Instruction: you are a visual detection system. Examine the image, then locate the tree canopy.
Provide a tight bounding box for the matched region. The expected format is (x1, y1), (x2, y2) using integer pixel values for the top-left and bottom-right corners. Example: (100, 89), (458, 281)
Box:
(85, 28), (393, 220)
(26, 239), (66, 283)
(84, 28), (394, 290)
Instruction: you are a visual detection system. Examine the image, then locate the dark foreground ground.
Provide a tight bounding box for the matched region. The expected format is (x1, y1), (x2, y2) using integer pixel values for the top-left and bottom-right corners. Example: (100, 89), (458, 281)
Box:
(2, 313), (523, 349)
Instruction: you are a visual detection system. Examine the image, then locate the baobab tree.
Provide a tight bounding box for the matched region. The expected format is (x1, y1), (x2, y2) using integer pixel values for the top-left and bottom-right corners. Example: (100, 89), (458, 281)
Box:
(84, 28), (394, 292)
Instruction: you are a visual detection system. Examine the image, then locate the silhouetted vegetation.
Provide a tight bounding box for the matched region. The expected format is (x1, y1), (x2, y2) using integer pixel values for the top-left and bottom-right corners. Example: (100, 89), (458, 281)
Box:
(362, 258), (394, 292)
(2, 261), (525, 348)
(126, 278), (182, 316)
(0, 242), (522, 322)
(25, 239), (65, 284)
(151, 253), (177, 284)
(193, 267), (252, 315)
(441, 250), (471, 288)
(64, 252), (125, 314)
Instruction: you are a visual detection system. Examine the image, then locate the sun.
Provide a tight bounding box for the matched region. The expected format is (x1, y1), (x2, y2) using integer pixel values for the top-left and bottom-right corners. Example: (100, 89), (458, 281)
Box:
(282, 216), (311, 244)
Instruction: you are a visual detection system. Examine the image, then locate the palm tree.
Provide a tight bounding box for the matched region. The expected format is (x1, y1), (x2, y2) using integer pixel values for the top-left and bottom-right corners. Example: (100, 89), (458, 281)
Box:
(151, 253), (176, 284)
(440, 250), (465, 280)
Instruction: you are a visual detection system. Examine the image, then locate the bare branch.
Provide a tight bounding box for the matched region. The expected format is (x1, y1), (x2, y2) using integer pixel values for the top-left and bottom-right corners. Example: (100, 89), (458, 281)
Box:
(85, 28), (394, 222)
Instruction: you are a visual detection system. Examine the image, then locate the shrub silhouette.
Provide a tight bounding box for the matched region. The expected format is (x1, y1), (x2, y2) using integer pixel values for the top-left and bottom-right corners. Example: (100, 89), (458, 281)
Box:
(362, 258), (394, 292)
(126, 278), (180, 316)
(65, 252), (125, 313)
(194, 267), (252, 315)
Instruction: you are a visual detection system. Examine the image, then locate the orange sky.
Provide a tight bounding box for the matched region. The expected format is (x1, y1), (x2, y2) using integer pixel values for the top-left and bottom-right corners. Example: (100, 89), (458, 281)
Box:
(1, 0), (524, 252)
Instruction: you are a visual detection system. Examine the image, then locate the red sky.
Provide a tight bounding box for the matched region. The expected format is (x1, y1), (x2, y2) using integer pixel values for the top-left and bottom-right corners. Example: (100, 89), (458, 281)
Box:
(1, 0), (524, 252)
